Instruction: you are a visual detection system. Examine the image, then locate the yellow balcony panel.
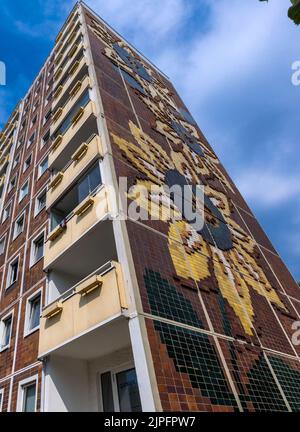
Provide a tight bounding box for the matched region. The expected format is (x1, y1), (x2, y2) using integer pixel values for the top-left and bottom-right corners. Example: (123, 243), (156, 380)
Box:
(53, 40), (84, 86)
(46, 135), (103, 209)
(42, 301), (63, 319)
(49, 101), (97, 169)
(0, 175), (5, 188)
(50, 76), (91, 134)
(44, 186), (109, 270)
(47, 224), (66, 242)
(75, 274), (103, 295)
(54, 52), (63, 67)
(53, 85), (63, 101)
(49, 171), (64, 191)
(38, 261), (127, 358)
(55, 10), (79, 47)
(54, 24), (81, 73)
(53, 67), (63, 83)
(5, 123), (14, 137)
(0, 155), (9, 173)
(51, 135), (63, 152)
(55, 29), (64, 44)
(52, 107), (63, 123)
(52, 57), (88, 110)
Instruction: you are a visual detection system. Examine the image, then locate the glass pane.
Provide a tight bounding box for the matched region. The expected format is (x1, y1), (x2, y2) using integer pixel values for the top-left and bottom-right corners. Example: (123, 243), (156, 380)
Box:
(35, 239), (44, 261)
(88, 164), (101, 193)
(30, 297), (41, 330)
(11, 262), (18, 283)
(38, 194), (46, 210)
(50, 211), (64, 230)
(23, 384), (36, 412)
(4, 318), (11, 346)
(78, 175), (89, 203)
(53, 90), (90, 138)
(101, 372), (114, 412)
(77, 163), (101, 204)
(116, 368), (142, 412)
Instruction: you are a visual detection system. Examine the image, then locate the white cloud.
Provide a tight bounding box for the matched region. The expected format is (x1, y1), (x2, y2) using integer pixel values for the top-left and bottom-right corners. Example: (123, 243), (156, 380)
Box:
(86, 0), (191, 48)
(236, 168), (300, 207)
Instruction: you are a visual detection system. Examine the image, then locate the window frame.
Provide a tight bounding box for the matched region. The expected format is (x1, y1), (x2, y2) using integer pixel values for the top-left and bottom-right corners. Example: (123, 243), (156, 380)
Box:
(19, 179), (29, 203)
(30, 230), (45, 267)
(38, 156), (48, 178)
(6, 255), (20, 289)
(0, 311), (14, 352)
(12, 153), (20, 170)
(23, 153), (32, 173)
(16, 375), (38, 412)
(8, 175), (17, 192)
(13, 211), (26, 240)
(34, 188), (47, 217)
(98, 363), (141, 413)
(0, 388), (4, 412)
(2, 200), (12, 223)
(24, 289), (42, 337)
(43, 110), (52, 125)
(27, 132), (35, 149)
(41, 130), (50, 148)
(0, 234), (6, 255)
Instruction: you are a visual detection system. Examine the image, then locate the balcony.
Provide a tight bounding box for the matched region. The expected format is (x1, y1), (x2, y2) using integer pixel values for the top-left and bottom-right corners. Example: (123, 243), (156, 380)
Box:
(53, 40), (85, 87)
(54, 29), (81, 75)
(0, 175), (5, 189)
(54, 21), (81, 71)
(44, 185), (111, 270)
(49, 100), (98, 171)
(55, 10), (79, 46)
(51, 76), (92, 134)
(0, 155), (9, 174)
(52, 57), (89, 111)
(47, 134), (103, 209)
(39, 260), (128, 358)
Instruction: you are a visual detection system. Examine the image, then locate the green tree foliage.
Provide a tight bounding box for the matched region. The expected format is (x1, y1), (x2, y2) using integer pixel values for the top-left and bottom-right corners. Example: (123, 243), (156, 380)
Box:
(259, 0), (300, 25)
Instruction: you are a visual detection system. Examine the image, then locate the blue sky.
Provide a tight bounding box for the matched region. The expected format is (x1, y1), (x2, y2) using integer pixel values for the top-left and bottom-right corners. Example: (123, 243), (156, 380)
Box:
(0, 0), (299, 281)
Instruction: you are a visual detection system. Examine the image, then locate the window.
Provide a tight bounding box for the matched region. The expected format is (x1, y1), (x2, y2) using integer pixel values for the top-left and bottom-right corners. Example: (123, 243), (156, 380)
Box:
(35, 189), (46, 215)
(78, 162), (101, 203)
(13, 153), (20, 169)
(45, 92), (52, 106)
(7, 257), (19, 287)
(23, 154), (32, 172)
(27, 132), (35, 148)
(13, 213), (25, 239)
(8, 176), (16, 191)
(44, 110), (52, 125)
(30, 233), (44, 266)
(0, 388), (3, 412)
(19, 181), (29, 202)
(100, 367), (142, 412)
(41, 130), (50, 147)
(0, 235), (6, 255)
(25, 292), (41, 335)
(21, 120), (26, 131)
(2, 202), (11, 222)
(52, 90), (90, 139)
(38, 157), (48, 177)
(0, 314), (12, 351)
(31, 115), (37, 127)
(17, 378), (37, 412)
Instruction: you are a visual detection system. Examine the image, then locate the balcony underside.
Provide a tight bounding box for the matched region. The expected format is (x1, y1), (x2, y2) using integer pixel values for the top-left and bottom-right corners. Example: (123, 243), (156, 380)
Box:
(45, 218), (117, 275)
(41, 315), (130, 360)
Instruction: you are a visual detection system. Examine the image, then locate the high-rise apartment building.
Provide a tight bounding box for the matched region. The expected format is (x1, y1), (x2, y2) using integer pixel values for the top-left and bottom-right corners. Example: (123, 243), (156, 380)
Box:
(0, 1), (300, 413)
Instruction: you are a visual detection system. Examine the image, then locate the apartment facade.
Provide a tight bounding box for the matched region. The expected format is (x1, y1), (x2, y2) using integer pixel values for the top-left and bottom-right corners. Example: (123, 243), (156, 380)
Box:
(0, 1), (300, 412)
